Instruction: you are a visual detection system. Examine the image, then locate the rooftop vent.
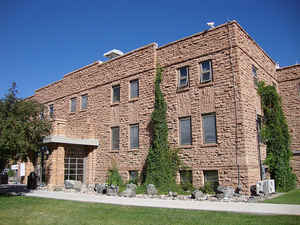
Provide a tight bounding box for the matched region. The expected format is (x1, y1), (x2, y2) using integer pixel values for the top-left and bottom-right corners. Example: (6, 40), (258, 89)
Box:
(103, 49), (124, 59)
(207, 22), (215, 29)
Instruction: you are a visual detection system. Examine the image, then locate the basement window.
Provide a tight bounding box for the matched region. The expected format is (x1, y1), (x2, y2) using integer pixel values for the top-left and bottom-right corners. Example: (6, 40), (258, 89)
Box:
(180, 170), (193, 189)
(203, 170), (219, 191)
(129, 170), (138, 183)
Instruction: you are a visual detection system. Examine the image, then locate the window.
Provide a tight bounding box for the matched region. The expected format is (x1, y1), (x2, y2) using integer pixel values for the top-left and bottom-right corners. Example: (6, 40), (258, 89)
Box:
(257, 115), (262, 144)
(112, 85), (120, 103)
(297, 83), (300, 96)
(252, 65), (258, 87)
(64, 157), (84, 182)
(70, 97), (77, 112)
(200, 60), (212, 83)
(49, 104), (54, 118)
(178, 66), (189, 88)
(180, 170), (192, 190)
(130, 79), (139, 99)
(179, 117), (192, 145)
(111, 126), (120, 150)
(202, 113), (217, 144)
(130, 124), (139, 149)
(81, 94), (88, 110)
(129, 170), (138, 183)
(204, 170), (219, 191)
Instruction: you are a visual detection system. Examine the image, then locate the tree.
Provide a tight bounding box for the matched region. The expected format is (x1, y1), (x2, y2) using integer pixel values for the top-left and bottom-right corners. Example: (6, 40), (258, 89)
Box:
(258, 82), (296, 192)
(0, 83), (52, 170)
(145, 66), (180, 191)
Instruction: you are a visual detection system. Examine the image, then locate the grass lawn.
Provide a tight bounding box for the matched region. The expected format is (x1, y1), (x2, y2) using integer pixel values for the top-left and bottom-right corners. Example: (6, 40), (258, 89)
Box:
(264, 189), (300, 205)
(0, 195), (299, 225)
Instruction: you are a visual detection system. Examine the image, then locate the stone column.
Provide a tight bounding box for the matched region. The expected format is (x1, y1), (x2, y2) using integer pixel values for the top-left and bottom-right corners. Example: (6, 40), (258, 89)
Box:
(46, 145), (65, 189)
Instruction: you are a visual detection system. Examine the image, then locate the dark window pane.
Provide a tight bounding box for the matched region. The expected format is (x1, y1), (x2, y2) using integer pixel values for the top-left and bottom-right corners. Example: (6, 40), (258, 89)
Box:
(111, 127), (120, 150)
(252, 65), (257, 77)
(130, 124), (139, 149)
(204, 170), (219, 191)
(200, 61), (212, 83)
(202, 61), (210, 72)
(202, 72), (211, 82)
(49, 104), (54, 118)
(178, 67), (188, 87)
(112, 85), (120, 102)
(180, 117), (192, 145)
(81, 95), (88, 109)
(71, 98), (77, 112)
(129, 171), (138, 181)
(203, 114), (217, 144)
(130, 80), (139, 99)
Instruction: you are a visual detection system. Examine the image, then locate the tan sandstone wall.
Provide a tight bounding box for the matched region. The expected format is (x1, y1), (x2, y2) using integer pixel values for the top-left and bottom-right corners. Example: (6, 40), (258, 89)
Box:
(278, 64), (300, 184)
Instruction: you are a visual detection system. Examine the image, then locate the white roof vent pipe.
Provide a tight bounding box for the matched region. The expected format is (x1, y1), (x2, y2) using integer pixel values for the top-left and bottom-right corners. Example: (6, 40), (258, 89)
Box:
(104, 49), (124, 59)
(207, 22), (215, 29)
(276, 62), (280, 69)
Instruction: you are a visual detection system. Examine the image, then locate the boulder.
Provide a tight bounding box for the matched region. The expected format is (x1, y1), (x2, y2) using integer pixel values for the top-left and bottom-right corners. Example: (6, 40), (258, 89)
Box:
(64, 180), (82, 191)
(120, 183), (137, 197)
(146, 184), (157, 195)
(216, 186), (234, 199)
(94, 183), (107, 194)
(106, 185), (119, 196)
(191, 190), (207, 200)
(168, 191), (178, 198)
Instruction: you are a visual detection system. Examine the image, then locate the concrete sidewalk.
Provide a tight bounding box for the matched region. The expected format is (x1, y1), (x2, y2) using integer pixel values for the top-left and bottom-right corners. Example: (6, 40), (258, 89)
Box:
(24, 190), (300, 216)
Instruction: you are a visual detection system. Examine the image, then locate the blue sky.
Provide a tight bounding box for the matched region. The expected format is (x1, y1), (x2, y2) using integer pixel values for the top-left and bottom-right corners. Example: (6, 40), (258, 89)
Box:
(0, 0), (299, 98)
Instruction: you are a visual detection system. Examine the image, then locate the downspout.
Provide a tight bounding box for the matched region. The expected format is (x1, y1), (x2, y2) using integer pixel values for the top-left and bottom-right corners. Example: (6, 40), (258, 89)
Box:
(226, 23), (240, 189)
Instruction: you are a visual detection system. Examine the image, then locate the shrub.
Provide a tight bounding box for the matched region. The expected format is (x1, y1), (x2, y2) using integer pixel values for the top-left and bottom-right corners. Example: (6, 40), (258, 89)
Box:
(258, 82), (296, 192)
(145, 66), (181, 191)
(200, 181), (216, 194)
(107, 165), (123, 186)
(7, 170), (15, 177)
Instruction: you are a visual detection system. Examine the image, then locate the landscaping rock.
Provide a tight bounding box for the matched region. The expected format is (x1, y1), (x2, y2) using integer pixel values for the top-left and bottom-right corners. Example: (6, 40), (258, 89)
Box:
(106, 185), (119, 196)
(191, 190), (207, 200)
(64, 180), (82, 191)
(216, 186), (234, 199)
(146, 184), (158, 195)
(168, 191), (178, 198)
(94, 183), (107, 194)
(120, 183), (137, 197)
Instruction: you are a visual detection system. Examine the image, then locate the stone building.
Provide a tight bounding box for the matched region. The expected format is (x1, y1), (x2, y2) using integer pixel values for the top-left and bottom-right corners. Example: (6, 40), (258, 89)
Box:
(24, 21), (299, 193)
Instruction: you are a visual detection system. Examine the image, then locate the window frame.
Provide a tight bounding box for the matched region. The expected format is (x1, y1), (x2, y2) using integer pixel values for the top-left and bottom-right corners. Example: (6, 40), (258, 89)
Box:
(70, 97), (77, 113)
(112, 84), (121, 103)
(178, 66), (189, 88)
(111, 126), (120, 150)
(130, 79), (139, 99)
(130, 123), (139, 149)
(81, 94), (88, 110)
(202, 113), (217, 144)
(179, 116), (192, 146)
(200, 60), (213, 83)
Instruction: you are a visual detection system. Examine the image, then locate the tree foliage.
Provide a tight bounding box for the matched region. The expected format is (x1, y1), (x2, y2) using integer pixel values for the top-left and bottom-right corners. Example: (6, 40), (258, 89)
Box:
(258, 82), (296, 192)
(145, 66), (180, 191)
(0, 83), (52, 169)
